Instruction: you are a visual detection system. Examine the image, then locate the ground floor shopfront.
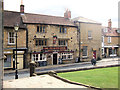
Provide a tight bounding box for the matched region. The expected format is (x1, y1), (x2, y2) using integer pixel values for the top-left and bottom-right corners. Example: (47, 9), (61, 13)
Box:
(102, 46), (120, 58)
(4, 48), (27, 70)
(30, 46), (76, 67)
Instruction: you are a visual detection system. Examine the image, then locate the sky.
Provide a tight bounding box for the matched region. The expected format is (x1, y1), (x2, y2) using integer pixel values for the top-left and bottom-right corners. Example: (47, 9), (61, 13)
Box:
(4, 0), (119, 27)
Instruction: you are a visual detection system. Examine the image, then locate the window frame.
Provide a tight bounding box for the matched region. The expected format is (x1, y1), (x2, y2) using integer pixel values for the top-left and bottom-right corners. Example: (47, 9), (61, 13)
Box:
(88, 31), (92, 39)
(82, 46), (88, 57)
(58, 40), (68, 46)
(37, 25), (46, 33)
(8, 32), (15, 45)
(59, 26), (67, 34)
(61, 53), (73, 60)
(108, 36), (111, 43)
(35, 39), (47, 46)
(32, 54), (46, 61)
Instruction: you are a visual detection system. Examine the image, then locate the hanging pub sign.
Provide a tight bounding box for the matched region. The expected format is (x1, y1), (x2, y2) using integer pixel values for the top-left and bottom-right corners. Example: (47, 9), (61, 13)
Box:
(53, 34), (57, 44)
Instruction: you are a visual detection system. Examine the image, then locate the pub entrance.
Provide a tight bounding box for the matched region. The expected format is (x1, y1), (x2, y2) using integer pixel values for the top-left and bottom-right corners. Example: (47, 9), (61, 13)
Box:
(53, 53), (57, 65)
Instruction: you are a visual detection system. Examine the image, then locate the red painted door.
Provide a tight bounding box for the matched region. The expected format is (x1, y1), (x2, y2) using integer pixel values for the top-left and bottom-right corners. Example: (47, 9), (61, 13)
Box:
(93, 51), (96, 59)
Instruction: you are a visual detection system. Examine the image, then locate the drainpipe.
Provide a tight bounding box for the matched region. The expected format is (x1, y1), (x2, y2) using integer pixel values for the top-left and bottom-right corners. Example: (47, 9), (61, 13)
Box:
(74, 21), (81, 62)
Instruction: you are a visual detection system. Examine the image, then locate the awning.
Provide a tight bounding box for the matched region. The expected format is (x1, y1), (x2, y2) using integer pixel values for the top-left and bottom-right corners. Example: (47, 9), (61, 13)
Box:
(104, 46), (119, 48)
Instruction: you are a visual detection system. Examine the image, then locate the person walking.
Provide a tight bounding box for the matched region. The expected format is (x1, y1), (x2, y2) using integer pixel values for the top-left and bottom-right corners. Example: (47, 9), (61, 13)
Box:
(91, 57), (96, 66)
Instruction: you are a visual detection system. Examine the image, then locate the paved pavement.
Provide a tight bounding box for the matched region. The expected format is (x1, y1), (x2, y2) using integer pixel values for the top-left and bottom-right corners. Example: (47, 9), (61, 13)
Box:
(3, 75), (87, 88)
(4, 57), (120, 81)
(3, 57), (120, 88)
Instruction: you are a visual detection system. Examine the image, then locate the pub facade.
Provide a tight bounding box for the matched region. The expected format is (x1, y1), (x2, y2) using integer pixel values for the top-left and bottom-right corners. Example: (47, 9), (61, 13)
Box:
(21, 10), (79, 67)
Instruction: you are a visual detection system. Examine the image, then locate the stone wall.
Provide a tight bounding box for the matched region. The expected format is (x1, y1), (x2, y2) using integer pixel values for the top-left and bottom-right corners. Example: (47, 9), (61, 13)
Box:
(27, 24), (78, 64)
(77, 22), (102, 61)
(4, 28), (26, 49)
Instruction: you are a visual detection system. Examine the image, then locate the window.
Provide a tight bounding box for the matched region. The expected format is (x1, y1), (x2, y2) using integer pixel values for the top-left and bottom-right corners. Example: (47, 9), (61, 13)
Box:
(37, 26), (46, 33)
(104, 28), (108, 32)
(35, 39), (47, 46)
(108, 37), (111, 43)
(8, 32), (15, 44)
(4, 55), (11, 67)
(61, 53), (73, 60)
(88, 31), (92, 38)
(37, 26), (39, 32)
(82, 46), (87, 56)
(102, 36), (104, 42)
(59, 40), (68, 46)
(33, 54), (38, 61)
(60, 26), (67, 34)
(32, 54), (46, 61)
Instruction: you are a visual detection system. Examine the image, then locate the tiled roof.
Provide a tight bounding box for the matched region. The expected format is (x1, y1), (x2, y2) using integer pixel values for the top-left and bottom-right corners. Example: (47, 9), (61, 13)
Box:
(4, 10), (76, 28)
(4, 10), (26, 29)
(72, 16), (101, 24)
(102, 27), (119, 36)
(21, 13), (76, 26)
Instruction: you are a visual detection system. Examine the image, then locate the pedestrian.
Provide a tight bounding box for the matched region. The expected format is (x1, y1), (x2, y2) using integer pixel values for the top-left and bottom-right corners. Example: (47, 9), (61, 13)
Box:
(91, 57), (96, 66)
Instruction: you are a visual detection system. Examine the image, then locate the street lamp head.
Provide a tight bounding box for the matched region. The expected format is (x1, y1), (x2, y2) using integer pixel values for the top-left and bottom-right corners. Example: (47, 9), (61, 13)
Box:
(14, 24), (19, 32)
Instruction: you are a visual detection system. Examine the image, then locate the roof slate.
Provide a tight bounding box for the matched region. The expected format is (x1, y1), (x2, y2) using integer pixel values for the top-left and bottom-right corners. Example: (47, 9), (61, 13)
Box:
(4, 10), (26, 29)
(4, 10), (76, 27)
(21, 13), (76, 26)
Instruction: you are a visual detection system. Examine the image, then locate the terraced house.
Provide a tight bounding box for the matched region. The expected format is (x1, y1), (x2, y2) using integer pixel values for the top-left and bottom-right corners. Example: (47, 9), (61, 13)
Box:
(102, 19), (120, 57)
(3, 4), (78, 69)
(4, 11), (27, 69)
(23, 10), (78, 67)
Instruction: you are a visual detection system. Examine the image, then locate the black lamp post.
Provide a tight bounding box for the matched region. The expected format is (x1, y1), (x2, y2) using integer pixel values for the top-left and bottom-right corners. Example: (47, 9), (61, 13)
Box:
(14, 24), (19, 79)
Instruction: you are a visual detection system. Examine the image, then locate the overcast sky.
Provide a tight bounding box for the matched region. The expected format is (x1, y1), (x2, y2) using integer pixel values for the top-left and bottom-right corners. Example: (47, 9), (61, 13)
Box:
(4, 0), (119, 27)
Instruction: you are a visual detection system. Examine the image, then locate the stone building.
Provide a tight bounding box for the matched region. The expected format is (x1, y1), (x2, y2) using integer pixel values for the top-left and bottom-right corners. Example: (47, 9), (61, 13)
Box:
(21, 9), (78, 67)
(3, 11), (28, 69)
(102, 19), (120, 57)
(73, 17), (102, 61)
(3, 3), (78, 68)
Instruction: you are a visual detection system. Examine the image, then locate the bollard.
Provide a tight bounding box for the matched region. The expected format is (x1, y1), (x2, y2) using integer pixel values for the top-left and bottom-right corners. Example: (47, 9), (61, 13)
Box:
(30, 61), (37, 77)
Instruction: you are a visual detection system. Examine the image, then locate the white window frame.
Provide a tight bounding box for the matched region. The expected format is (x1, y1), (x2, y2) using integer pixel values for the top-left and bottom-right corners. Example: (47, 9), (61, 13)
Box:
(32, 54), (46, 61)
(108, 37), (111, 43)
(61, 53), (73, 60)
(8, 32), (15, 45)
(88, 31), (92, 39)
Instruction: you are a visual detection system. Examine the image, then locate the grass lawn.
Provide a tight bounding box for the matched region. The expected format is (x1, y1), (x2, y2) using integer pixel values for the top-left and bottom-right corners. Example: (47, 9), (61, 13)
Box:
(58, 67), (119, 88)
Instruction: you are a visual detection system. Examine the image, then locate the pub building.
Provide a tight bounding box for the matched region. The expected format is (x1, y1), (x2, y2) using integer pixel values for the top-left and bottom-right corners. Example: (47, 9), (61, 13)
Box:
(23, 9), (79, 67)
(3, 2), (79, 69)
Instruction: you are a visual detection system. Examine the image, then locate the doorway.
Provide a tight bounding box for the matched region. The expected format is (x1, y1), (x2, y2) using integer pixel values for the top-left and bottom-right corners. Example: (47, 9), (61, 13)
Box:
(53, 54), (57, 65)
(93, 50), (96, 59)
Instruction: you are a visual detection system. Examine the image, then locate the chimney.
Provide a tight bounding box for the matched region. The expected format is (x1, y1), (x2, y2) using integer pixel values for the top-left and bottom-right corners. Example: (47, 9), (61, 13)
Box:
(108, 19), (112, 28)
(20, 0), (24, 13)
(64, 9), (71, 19)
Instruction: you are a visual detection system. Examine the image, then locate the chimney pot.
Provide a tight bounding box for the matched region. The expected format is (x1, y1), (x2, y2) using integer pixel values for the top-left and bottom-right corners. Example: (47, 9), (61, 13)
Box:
(108, 19), (112, 28)
(64, 9), (71, 19)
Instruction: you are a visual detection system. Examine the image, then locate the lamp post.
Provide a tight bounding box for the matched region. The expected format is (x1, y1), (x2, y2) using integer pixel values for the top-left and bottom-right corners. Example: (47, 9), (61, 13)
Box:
(14, 24), (19, 79)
